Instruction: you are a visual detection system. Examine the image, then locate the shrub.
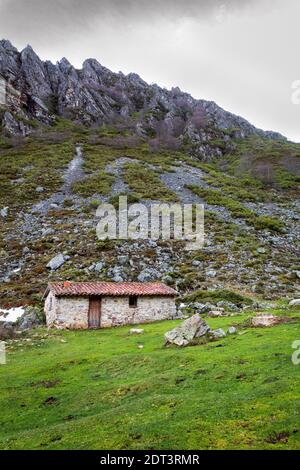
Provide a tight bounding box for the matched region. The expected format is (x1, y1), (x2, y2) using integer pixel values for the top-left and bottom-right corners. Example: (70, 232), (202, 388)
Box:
(109, 192), (141, 207)
(253, 215), (284, 232)
(123, 163), (179, 202)
(187, 185), (284, 232)
(184, 289), (253, 307)
(72, 172), (115, 197)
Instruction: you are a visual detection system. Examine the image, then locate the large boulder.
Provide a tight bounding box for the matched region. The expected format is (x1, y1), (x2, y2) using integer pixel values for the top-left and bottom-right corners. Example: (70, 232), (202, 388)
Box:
(164, 314), (210, 347)
(46, 253), (69, 271)
(16, 306), (45, 330)
(251, 314), (283, 328)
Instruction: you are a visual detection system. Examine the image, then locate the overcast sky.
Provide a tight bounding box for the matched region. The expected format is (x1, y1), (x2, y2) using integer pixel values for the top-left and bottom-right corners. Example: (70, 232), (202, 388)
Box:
(0, 0), (299, 141)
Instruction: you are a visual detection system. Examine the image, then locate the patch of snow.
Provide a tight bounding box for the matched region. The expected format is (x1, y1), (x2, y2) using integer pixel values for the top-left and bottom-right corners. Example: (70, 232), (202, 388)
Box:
(0, 307), (25, 323)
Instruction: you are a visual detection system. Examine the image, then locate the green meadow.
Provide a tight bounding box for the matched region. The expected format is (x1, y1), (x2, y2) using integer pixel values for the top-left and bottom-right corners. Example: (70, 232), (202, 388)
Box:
(0, 312), (300, 450)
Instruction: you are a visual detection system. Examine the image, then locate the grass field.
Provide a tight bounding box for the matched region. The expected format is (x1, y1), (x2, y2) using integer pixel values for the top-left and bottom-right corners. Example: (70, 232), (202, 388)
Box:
(0, 313), (300, 450)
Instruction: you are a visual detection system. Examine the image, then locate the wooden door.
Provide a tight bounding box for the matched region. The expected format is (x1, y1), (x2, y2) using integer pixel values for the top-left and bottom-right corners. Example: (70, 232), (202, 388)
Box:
(88, 297), (101, 328)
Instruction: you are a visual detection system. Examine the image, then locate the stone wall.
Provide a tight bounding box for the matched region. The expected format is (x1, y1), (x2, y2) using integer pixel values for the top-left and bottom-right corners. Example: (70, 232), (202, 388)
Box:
(101, 296), (176, 328)
(45, 293), (176, 329)
(44, 291), (58, 326)
(45, 293), (89, 329)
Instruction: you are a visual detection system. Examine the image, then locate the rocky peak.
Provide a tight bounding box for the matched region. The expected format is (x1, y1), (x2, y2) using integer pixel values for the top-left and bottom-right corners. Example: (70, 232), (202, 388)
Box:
(58, 57), (76, 75)
(0, 40), (20, 80)
(0, 40), (286, 158)
(20, 44), (52, 98)
(0, 39), (18, 53)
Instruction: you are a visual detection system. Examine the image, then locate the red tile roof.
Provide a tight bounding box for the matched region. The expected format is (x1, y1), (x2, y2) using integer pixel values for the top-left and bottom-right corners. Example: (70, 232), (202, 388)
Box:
(47, 282), (177, 297)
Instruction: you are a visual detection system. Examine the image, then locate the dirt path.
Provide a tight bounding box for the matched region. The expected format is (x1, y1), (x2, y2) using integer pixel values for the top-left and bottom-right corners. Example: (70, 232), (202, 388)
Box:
(32, 144), (84, 214)
(61, 145), (84, 195)
(105, 157), (134, 195)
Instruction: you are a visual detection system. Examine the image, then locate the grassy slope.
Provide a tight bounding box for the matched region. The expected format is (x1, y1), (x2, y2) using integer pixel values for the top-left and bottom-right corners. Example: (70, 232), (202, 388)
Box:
(1, 314), (300, 450)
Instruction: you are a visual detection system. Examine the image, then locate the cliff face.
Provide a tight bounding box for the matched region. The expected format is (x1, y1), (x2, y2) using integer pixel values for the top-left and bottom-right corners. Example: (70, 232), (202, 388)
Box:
(0, 39), (284, 159)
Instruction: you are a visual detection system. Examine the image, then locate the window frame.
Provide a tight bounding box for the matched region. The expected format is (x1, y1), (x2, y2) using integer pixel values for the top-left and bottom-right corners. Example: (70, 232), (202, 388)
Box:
(129, 295), (138, 308)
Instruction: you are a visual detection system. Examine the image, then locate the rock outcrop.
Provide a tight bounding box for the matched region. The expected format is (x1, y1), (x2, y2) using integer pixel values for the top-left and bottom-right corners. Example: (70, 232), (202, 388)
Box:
(0, 39), (285, 159)
(251, 314), (285, 327)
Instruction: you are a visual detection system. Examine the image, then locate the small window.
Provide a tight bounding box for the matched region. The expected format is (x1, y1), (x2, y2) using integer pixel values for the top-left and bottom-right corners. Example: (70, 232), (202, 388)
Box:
(49, 296), (53, 310)
(129, 296), (138, 308)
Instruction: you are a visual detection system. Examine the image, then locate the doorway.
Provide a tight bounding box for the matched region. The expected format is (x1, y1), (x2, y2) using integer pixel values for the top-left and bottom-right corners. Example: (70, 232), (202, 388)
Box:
(88, 297), (101, 328)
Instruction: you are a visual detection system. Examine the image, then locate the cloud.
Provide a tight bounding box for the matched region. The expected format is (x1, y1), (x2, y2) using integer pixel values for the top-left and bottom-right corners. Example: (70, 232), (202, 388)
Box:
(0, 0), (297, 141)
(0, 0), (278, 58)
(0, 0), (274, 31)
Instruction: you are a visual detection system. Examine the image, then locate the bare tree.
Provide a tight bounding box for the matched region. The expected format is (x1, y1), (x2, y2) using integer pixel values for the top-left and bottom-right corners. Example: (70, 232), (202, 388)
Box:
(190, 104), (208, 129)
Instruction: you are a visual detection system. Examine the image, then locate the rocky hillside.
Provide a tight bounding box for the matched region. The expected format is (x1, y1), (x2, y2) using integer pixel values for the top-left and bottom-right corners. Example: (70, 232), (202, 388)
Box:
(0, 40), (299, 310)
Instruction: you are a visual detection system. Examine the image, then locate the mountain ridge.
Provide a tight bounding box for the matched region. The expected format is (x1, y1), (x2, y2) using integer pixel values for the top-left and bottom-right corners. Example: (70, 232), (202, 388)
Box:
(0, 39), (285, 160)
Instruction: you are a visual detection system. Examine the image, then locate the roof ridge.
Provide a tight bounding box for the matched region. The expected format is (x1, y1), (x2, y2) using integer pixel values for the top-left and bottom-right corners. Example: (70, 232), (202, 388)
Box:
(46, 281), (177, 297)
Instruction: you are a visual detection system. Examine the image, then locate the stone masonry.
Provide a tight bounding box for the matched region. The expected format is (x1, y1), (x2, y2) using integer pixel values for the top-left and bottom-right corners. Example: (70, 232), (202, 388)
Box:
(44, 292), (176, 329)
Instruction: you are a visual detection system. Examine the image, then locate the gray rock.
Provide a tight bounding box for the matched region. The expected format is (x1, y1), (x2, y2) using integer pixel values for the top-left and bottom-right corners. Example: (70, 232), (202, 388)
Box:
(206, 269), (217, 278)
(257, 247), (267, 254)
(42, 228), (55, 237)
(46, 253), (67, 271)
(207, 309), (225, 318)
(108, 265), (124, 282)
(117, 255), (129, 265)
(35, 186), (44, 193)
(17, 306), (45, 330)
(2, 111), (29, 136)
(210, 328), (227, 339)
(227, 326), (237, 335)
(217, 301), (239, 312)
(161, 274), (173, 285)
(129, 328), (144, 335)
(94, 262), (105, 272)
(192, 260), (201, 267)
(0, 207), (8, 218)
(164, 314), (210, 347)
(137, 268), (160, 282)
(289, 299), (300, 307)
(191, 303), (214, 314)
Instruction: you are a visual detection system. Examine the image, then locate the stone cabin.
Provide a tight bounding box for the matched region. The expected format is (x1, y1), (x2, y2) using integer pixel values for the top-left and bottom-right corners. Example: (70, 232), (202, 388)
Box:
(44, 281), (177, 329)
